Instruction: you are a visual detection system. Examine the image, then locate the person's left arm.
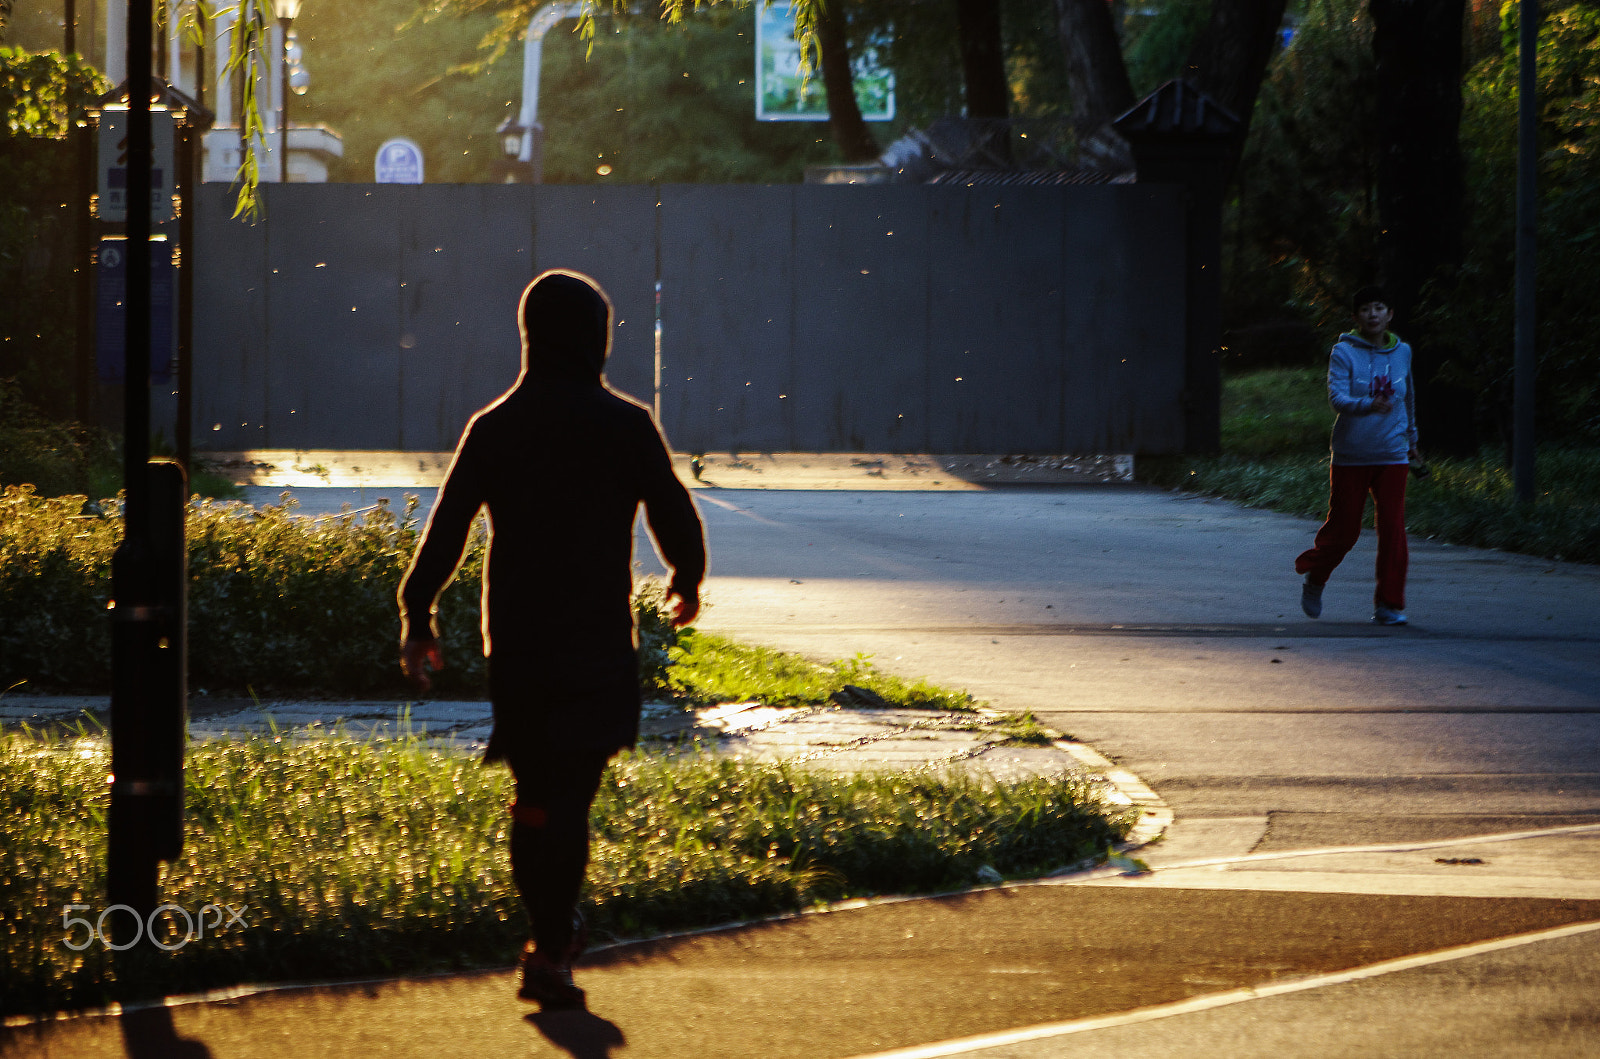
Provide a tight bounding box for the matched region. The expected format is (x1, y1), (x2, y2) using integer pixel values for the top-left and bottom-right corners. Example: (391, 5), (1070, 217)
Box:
(1404, 353), (1420, 461)
(636, 414), (706, 626)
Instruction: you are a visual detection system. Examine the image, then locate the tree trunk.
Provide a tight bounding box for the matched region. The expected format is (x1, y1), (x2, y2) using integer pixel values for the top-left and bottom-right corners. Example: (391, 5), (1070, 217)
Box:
(817, 4), (879, 162)
(956, 0), (1010, 119)
(1051, 0), (1135, 167)
(1371, 0), (1472, 453)
(1051, 0), (1135, 126)
(1182, 0), (1290, 182)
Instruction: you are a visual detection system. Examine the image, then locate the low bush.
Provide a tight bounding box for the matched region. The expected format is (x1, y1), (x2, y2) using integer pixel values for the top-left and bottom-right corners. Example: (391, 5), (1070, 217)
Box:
(0, 488), (487, 696)
(0, 487), (972, 703)
(0, 380), (121, 501)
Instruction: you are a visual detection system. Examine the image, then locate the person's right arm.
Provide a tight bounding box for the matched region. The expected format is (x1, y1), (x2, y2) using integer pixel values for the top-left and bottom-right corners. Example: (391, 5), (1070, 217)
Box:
(397, 424), (488, 687)
(1327, 346), (1384, 415)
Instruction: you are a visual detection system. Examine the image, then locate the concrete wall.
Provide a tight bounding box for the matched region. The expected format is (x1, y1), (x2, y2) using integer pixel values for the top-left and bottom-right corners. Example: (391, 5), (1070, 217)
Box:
(193, 182), (1186, 454)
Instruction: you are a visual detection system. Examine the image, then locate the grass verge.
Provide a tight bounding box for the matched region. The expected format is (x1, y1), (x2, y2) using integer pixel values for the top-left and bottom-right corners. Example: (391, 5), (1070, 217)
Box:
(665, 632), (976, 713)
(1138, 367), (1600, 564)
(0, 725), (1131, 1018)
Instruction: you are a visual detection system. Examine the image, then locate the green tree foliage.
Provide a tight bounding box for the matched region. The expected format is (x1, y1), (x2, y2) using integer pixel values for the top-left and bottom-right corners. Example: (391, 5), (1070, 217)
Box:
(0, 48), (109, 417)
(534, 6), (837, 183)
(0, 45), (104, 136)
(1227, 0), (1380, 335)
(845, 0), (1073, 126)
(295, 1), (841, 183)
(1121, 0), (1214, 98)
(1223, 0), (1600, 443)
(1420, 0), (1600, 443)
(292, 0), (522, 184)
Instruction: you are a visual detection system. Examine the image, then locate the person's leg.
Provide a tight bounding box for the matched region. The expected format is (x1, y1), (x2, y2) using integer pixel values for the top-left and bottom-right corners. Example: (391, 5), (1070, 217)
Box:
(1370, 464), (1410, 611)
(508, 748), (611, 960)
(1296, 464), (1372, 585)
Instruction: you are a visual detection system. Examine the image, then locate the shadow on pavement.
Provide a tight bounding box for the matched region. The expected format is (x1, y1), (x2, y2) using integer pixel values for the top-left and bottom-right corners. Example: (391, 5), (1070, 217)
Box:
(119, 1006), (212, 1059)
(525, 1008), (626, 1058)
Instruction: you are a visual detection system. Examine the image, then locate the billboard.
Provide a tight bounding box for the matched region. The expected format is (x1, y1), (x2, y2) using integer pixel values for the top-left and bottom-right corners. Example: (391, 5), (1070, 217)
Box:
(756, 5), (894, 122)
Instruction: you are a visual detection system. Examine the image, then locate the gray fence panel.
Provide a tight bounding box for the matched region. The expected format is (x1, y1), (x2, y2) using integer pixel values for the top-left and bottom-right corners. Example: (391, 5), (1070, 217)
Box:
(191, 184), (1188, 455)
(791, 185), (932, 452)
(255, 184), (404, 449)
(925, 187), (1068, 453)
(1118, 186), (1187, 452)
(1058, 186), (1185, 452)
(396, 184), (534, 451)
(532, 186), (659, 409)
(193, 185), (269, 450)
(657, 184), (797, 453)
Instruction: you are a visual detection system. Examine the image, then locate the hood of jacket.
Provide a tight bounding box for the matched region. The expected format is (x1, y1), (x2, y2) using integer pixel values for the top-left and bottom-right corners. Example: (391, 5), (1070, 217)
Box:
(518, 270), (612, 385)
(1337, 329), (1401, 354)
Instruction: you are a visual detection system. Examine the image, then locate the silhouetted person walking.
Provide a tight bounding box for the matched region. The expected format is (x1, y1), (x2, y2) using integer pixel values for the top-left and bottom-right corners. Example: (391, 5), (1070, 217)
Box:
(398, 269), (705, 1009)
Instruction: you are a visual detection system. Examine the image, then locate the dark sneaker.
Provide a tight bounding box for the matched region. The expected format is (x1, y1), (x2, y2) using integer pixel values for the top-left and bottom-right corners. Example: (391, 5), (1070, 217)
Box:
(564, 909), (589, 965)
(1373, 604), (1408, 626)
(1301, 578), (1324, 619)
(518, 944), (586, 1009)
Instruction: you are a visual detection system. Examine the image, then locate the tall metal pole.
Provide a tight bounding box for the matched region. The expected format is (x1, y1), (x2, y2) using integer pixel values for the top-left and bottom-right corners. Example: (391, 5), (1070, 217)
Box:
(126, 10), (152, 525)
(1513, 0), (1538, 503)
(109, 0), (157, 925)
(279, 16), (292, 183)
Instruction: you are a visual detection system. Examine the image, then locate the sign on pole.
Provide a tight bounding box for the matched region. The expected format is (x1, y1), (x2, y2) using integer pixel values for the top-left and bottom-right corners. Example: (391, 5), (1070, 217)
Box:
(97, 108), (177, 223)
(375, 138), (425, 183)
(755, 6), (894, 122)
(96, 237), (176, 385)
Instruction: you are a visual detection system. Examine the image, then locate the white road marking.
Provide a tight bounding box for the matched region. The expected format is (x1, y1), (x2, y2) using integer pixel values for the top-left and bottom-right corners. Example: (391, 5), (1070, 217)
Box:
(842, 919), (1600, 1059)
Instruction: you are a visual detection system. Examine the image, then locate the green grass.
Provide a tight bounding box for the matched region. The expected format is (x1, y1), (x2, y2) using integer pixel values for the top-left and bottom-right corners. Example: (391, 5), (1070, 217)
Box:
(665, 634), (977, 713)
(0, 725), (1131, 1017)
(1139, 367), (1600, 564)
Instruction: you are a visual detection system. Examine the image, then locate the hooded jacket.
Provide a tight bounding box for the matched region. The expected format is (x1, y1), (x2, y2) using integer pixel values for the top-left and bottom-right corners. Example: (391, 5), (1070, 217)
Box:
(1327, 330), (1418, 466)
(398, 270), (705, 756)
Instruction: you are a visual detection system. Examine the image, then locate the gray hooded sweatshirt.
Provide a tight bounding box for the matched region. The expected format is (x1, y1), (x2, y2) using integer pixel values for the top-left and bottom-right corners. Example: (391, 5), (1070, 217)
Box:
(1327, 330), (1418, 466)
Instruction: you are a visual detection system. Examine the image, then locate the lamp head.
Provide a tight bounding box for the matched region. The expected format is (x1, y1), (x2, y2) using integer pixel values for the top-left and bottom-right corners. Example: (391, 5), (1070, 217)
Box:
(496, 115), (527, 160)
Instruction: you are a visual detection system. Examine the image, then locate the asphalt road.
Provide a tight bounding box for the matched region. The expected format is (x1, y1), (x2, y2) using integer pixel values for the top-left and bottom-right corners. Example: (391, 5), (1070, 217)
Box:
(10, 887), (1599, 1058)
(641, 481), (1600, 1055)
(663, 485), (1600, 838)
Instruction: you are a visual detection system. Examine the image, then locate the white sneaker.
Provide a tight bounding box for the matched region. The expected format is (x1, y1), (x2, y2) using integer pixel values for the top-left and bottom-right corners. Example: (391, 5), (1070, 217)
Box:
(1373, 604), (1408, 626)
(1301, 578), (1324, 619)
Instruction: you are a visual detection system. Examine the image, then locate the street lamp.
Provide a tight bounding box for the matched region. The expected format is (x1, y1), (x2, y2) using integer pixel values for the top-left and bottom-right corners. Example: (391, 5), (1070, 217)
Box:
(274, 0), (305, 184)
(495, 115), (542, 183)
(287, 30), (310, 96)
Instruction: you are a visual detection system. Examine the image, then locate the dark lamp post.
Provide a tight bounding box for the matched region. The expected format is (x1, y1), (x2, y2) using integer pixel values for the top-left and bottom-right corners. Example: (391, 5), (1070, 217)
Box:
(274, 0), (305, 183)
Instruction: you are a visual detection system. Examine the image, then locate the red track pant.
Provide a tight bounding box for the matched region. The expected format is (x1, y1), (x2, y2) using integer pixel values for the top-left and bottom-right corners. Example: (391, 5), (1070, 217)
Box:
(1295, 463), (1409, 610)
